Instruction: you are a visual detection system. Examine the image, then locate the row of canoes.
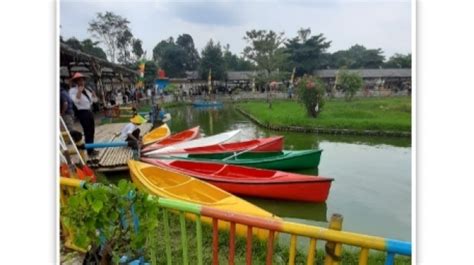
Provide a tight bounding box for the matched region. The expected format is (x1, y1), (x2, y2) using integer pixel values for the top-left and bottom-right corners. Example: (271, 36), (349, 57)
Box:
(130, 125), (334, 238)
(138, 125), (333, 203)
(142, 127), (323, 171)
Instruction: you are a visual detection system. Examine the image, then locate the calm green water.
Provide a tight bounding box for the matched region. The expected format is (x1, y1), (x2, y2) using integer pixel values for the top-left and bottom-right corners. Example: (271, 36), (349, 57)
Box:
(161, 104), (411, 242)
(106, 104), (411, 244)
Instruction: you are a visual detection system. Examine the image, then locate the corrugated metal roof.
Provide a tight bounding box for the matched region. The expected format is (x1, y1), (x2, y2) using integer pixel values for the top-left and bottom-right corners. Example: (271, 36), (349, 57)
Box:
(315, 69), (411, 78)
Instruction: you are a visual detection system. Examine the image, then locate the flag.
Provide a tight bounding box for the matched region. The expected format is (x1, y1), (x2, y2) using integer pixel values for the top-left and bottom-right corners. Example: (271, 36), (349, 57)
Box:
(208, 68), (212, 93)
(290, 67), (296, 84)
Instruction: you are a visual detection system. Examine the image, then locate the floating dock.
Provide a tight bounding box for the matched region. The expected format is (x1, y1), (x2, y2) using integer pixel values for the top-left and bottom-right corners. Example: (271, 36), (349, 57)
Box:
(92, 123), (152, 172)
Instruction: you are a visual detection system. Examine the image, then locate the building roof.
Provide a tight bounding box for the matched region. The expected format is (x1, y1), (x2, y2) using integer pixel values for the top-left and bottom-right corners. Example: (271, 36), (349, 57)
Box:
(60, 42), (138, 77)
(314, 68), (411, 78)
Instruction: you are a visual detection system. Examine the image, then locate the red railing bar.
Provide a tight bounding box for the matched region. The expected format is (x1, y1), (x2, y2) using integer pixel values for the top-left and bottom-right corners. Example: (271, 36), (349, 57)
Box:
(266, 230), (275, 265)
(229, 222), (236, 265)
(246, 226), (253, 265)
(201, 206), (281, 231)
(212, 218), (219, 265)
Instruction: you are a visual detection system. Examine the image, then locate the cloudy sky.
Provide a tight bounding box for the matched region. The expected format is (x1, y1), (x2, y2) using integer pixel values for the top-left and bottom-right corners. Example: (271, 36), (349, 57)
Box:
(60, 0), (411, 60)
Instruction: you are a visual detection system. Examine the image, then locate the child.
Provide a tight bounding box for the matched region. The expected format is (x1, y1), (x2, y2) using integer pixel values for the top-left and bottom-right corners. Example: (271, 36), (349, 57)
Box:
(119, 114), (146, 149)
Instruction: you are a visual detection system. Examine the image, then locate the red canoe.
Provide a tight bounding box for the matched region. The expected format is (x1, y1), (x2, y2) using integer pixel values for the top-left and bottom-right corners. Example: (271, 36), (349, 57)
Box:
(141, 158), (334, 203)
(157, 136), (283, 155)
(142, 126), (200, 153)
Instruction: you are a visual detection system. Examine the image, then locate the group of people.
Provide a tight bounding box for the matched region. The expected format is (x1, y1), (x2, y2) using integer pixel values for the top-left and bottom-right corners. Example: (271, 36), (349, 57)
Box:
(60, 73), (171, 161)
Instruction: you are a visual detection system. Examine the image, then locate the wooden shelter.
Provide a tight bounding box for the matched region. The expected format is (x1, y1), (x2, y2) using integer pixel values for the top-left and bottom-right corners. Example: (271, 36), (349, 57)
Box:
(60, 42), (138, 107)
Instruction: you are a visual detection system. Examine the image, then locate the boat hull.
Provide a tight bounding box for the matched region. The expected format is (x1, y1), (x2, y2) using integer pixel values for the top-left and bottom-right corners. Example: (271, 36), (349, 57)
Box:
(181, 136), (283, 154)
(141, 126), (200, 153)
(142, 124), (171, 145)
(142, 158), (332, 203)
(186, 149), (323, 170)
(209, 180), (331, 203)
(144, 129), (241, 156)
(128, 160), (278, 239)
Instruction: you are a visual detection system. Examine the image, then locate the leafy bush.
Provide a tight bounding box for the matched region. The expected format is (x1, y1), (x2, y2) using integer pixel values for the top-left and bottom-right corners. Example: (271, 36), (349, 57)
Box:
(296, 75), (326, 117)
(337, 69), (364, 101)
(62, 180), (160, 264)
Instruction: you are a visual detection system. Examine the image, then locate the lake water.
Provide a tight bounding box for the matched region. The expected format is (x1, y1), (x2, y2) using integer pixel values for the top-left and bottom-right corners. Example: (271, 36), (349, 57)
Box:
(159, 104), (412, 243)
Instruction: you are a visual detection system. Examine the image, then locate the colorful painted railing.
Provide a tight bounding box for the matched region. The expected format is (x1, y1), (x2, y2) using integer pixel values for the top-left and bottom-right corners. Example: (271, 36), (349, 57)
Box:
(60, 178), (411, 265)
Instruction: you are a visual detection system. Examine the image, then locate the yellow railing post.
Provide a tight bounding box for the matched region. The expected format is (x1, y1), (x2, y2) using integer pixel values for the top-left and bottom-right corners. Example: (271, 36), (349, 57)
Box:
(324, 214), (343, 265)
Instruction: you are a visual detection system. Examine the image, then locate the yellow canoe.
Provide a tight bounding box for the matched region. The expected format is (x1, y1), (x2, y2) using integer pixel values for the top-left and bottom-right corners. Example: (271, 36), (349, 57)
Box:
(142, 124), (171, 145)
(127, 160), (279, 239)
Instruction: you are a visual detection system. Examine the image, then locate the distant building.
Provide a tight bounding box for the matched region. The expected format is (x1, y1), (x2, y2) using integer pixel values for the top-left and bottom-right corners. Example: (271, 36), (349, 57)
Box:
(314, 68), (412, 92)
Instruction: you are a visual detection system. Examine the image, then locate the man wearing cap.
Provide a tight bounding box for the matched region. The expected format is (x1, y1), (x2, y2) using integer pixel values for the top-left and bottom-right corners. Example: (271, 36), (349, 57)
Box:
(68, 72), (99, 157)
(119, 114), (146, 150)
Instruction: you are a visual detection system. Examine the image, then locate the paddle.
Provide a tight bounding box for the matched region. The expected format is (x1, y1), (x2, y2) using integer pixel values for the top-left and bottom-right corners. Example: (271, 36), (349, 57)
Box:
(221, 137), (282, 161)
(60, 117), (97, 182)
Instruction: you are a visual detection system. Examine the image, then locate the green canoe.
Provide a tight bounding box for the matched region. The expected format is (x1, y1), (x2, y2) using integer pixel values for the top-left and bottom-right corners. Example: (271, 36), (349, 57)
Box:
(167, 149), (323, 170)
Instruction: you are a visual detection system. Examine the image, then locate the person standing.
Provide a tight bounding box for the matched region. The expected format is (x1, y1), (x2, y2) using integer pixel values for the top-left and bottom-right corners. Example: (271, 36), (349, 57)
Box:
(68, 72), (99, 157)
(60, 82), (75, 130)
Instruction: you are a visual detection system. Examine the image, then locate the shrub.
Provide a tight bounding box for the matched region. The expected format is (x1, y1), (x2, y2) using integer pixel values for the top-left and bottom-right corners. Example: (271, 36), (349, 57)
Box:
(337, 69), (364, 101)
(296, 75), (326, 117)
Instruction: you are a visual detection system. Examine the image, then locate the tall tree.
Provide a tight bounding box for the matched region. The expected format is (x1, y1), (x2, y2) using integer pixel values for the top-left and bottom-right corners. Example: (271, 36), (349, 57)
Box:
(64, 37), (82, 50)
(152, 37), (187, 77)
(384, 53), (411, 68)
(144, 60), (157, 85)
(81, 39), (108, 60)
(88, 11), (131, 63)
(223, 44), (255, 71)
(116, 29), (134, 64)
(152, 37), (174, 63)
(64, 37), (107, 60)
(132, 38), (144, 61)
(329, 44), (385, 69)
(176, 34), (200, 70)
(285, 28), (331, 75)
(160, 45), (187, 78)
(199, 39), (226, 80)
(242, 30), (286, 75)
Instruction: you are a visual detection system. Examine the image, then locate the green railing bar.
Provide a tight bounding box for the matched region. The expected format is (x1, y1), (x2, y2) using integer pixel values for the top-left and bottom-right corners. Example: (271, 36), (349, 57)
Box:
(180, 212), (189, 265)
(196, 215), (203, 265)
(159, 197), (202, 214)
(162, 209), (172, 265)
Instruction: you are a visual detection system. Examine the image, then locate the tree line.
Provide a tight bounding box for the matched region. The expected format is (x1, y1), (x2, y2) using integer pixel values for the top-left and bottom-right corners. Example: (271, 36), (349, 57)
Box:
(61, 11), (411, 82)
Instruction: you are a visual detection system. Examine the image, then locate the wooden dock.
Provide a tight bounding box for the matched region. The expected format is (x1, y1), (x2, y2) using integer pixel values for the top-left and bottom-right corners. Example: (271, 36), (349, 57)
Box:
(92, 123), (152, 172)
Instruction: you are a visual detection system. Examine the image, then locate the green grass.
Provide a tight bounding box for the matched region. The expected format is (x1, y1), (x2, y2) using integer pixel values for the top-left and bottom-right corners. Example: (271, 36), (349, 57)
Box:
(145, 211), (411, 264)
(237, 97), (411, 132)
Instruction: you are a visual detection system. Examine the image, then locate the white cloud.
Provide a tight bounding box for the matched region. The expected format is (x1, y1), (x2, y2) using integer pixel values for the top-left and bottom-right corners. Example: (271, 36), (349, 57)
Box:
(60, 0), (411, 59)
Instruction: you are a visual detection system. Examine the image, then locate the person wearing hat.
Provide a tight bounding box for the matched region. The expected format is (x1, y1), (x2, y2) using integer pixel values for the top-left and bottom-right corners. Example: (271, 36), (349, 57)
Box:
(119, 114), (146, 150)
(68, 72), (99, 157)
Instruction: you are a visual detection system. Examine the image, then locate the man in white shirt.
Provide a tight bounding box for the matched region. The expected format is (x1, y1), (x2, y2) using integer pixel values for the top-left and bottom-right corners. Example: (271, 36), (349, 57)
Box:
(68, 72), (99, 157)
(120, 114), (146, 149)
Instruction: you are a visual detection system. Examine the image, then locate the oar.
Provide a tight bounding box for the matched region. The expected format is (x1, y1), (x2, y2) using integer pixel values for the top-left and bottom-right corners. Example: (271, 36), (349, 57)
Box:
(84, 141), (128, 149)
(60, 117), (96, 182)
(221, 137), (281, 161)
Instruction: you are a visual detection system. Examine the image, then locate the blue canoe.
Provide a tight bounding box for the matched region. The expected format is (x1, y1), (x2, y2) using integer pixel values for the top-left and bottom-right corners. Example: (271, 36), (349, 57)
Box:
(192, 101), (223, 107)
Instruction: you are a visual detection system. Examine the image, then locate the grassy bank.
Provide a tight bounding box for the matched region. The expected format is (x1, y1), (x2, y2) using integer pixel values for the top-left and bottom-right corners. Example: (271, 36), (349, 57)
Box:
(237, 97), (411, 133)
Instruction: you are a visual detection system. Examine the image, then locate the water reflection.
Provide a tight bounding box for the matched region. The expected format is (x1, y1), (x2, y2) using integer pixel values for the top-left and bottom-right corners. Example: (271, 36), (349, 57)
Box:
(246, 197), (328, 223)
(161, 105), (411, 241)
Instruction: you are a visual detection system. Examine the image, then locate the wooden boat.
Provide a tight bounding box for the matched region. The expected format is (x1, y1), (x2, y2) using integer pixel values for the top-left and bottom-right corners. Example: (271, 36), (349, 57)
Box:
(147, 136), (283, 156)
(144, 129), (241, 157)
(128, 160), (278, 238)
(160, 149), (323, 170)
(141, 126), (201, 153)
(141, 159), (333, 203)
(142, 123), (171, 145)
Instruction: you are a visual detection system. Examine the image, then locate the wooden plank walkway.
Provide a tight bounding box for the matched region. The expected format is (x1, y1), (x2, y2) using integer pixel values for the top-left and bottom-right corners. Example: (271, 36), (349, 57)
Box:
(92, 123), (152, 172)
